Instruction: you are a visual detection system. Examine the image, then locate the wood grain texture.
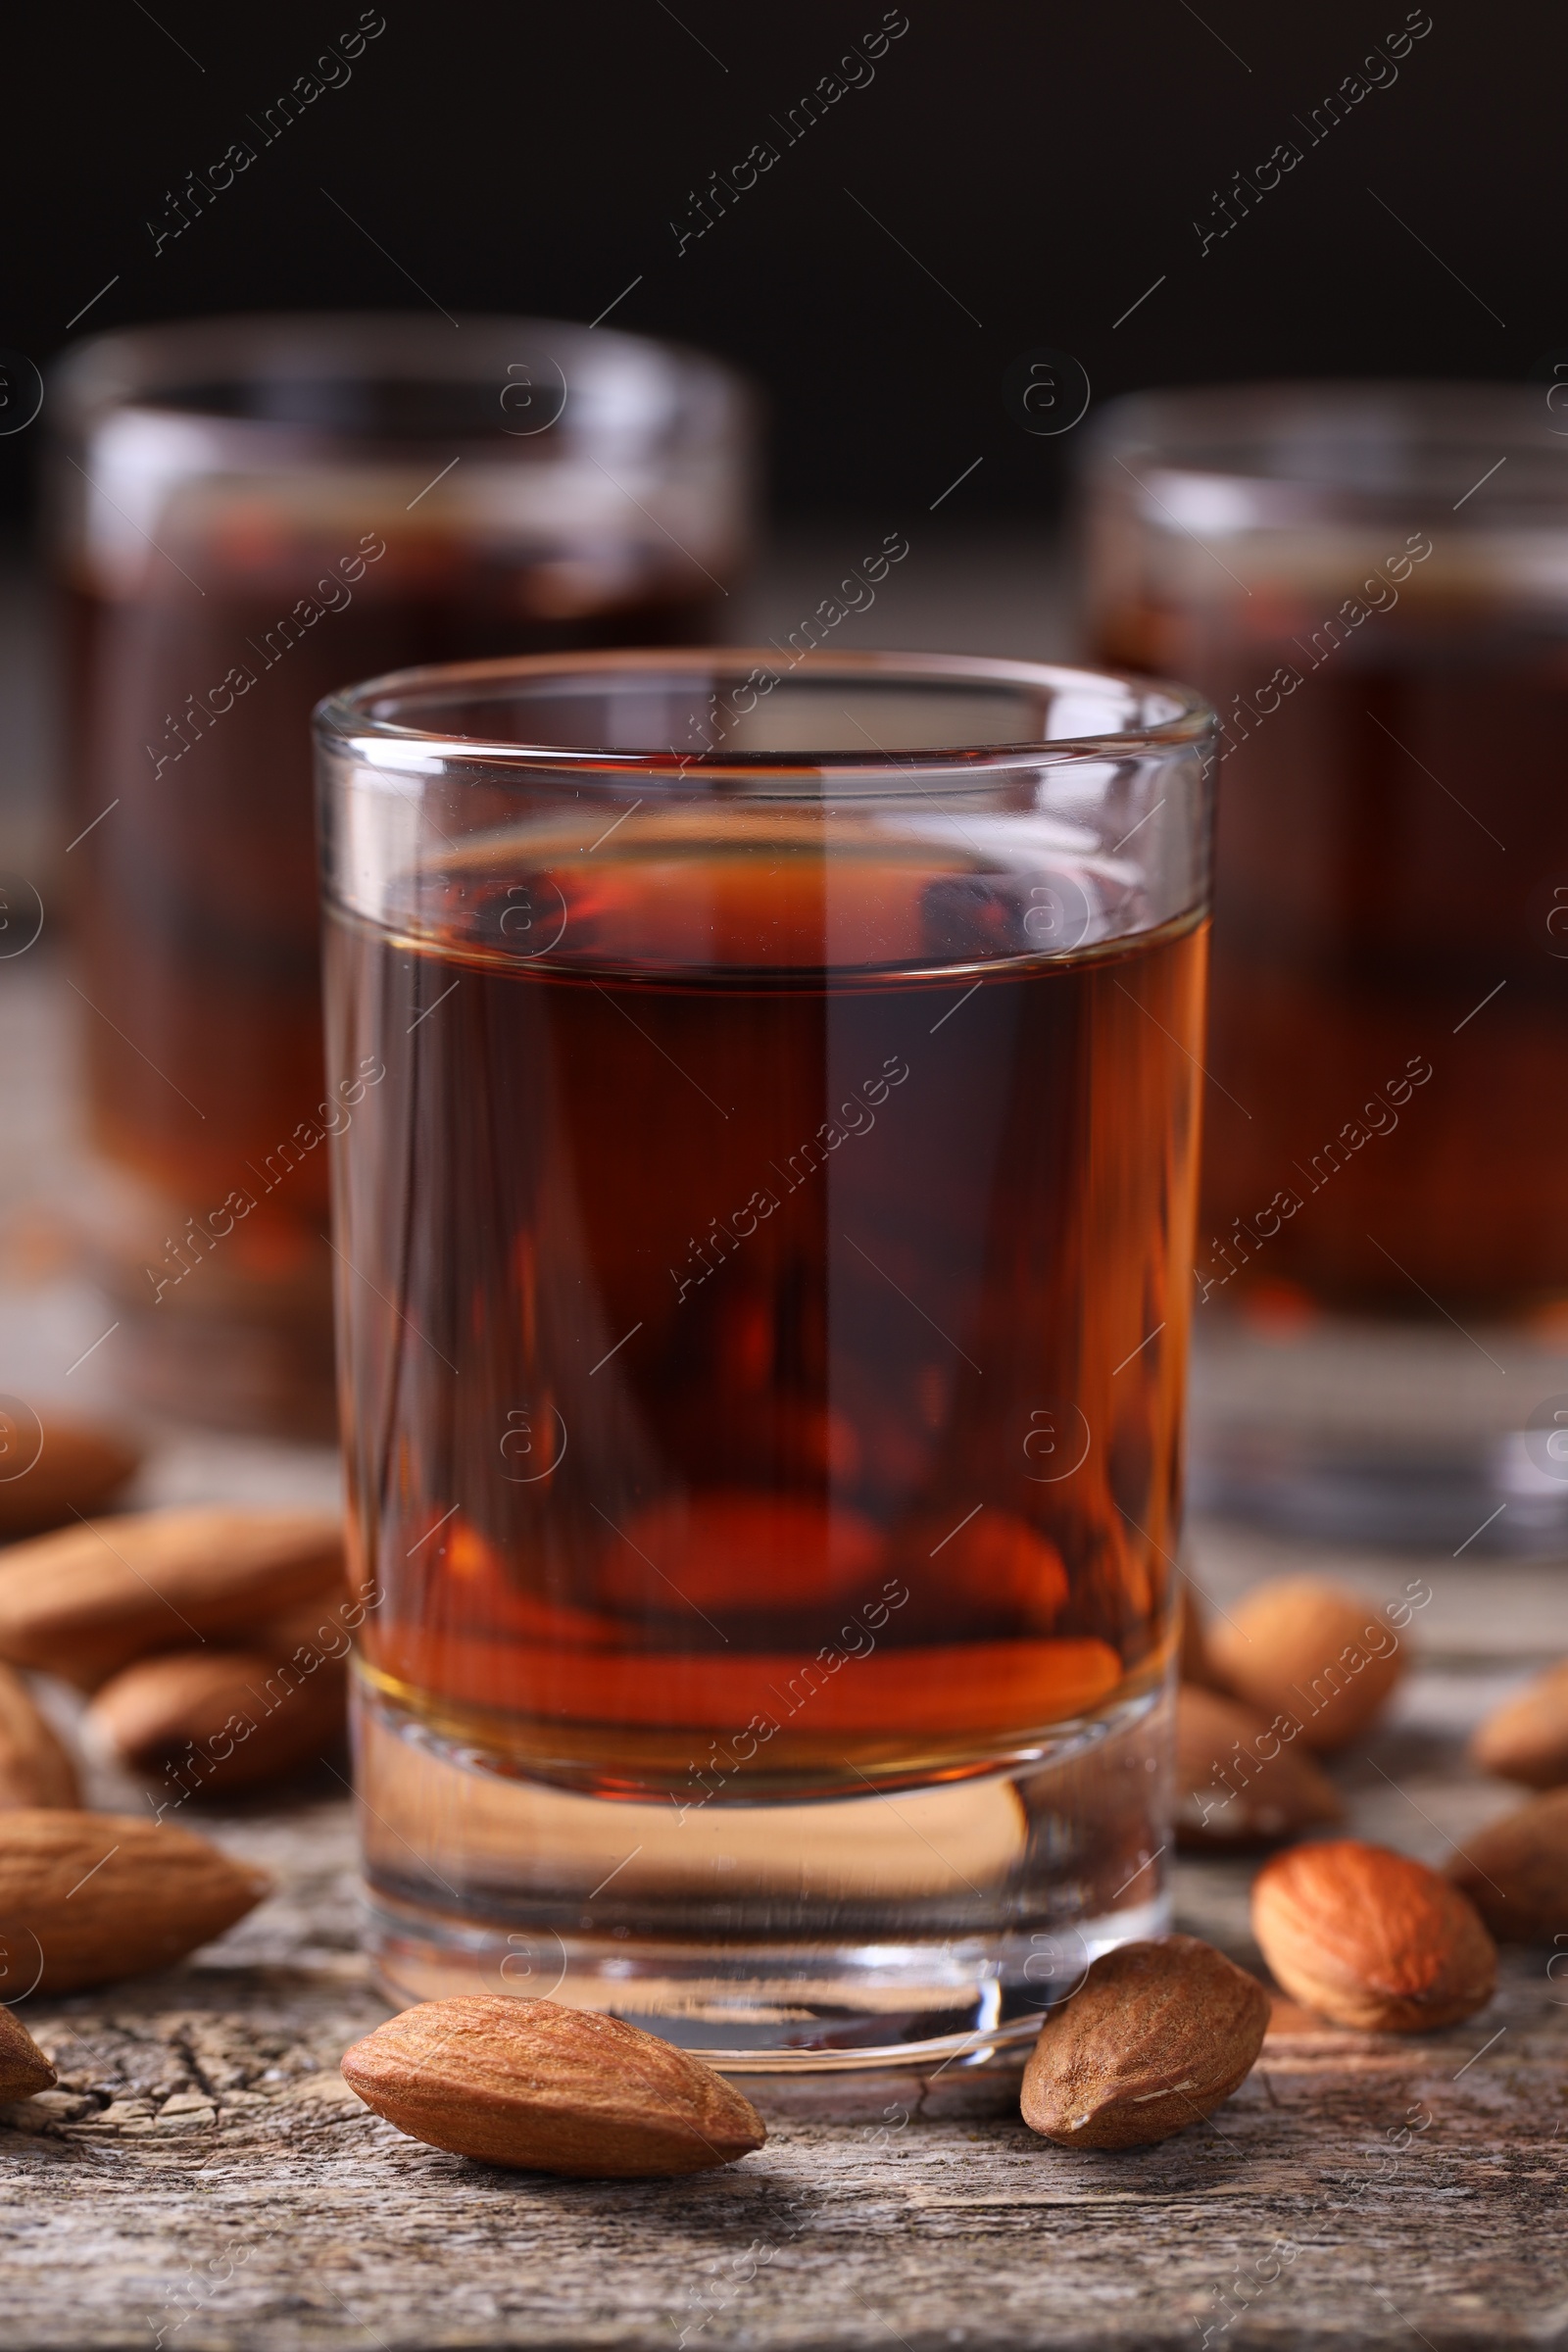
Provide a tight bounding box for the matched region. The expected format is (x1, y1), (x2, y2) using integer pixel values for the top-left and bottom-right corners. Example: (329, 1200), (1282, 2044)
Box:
(2, 1623), (1567, 2351)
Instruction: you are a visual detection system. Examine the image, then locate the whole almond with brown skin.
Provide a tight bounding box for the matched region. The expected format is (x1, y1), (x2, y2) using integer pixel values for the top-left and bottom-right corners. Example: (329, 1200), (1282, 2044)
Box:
(1447, 1788), (1568, 1941)
(0, 2002), (56, 2101)
(0, 1662), (79, 1809)
(0, 1809), (269, 1992)
(88, 1647), (345, 1794)
(1251, 1839), (1495, 2031)
(0, 1414), (141, 1538)
(1020, 1936), (1269, 2149)
(0, 1508), (344, 1689)
(341, 1996), (766, 2177)
(1175, 1685), (1343, 1849)
(1470, 1661), (1568, 1789)
(251, 1591), (361, 1659)
(1207, 1578), (1404, 1751)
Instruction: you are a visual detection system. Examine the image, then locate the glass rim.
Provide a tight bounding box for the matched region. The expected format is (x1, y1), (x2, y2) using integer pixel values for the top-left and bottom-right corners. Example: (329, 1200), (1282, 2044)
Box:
(314, 646), (1214, 776)
(1093, 375), (1558, 442)
(1087, 376), (1568, 507)
(49, 308), (749, 439)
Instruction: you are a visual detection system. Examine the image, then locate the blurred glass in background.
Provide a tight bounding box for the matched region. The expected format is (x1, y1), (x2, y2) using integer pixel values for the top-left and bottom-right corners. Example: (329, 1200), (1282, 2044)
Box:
(49, 315), (756, 1435)
(1083, 383), (1568, 1550)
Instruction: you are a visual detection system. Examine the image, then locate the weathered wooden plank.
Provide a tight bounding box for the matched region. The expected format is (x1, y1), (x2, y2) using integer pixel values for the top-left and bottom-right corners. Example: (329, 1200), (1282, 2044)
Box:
(4, 1638), (1568, 2352)
(3, 1954), (1566, 2352)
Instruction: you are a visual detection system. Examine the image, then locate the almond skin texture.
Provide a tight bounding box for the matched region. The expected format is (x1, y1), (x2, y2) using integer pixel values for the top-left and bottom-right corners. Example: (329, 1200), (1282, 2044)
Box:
(341, 1996), (767, 2177)
(87, 1647), (346, 1795)
(0, 1508), (344, 1689)
(251, 1592), (363, 1658)
(0, 2003), (56, 2101)
(0, 1662), (80, 1808)
(1208, 1578), (1404, 1751)
(1447, 1788), (1568, 1940)
(0, 1416), (141, 1538)
(1251, 1840), (1495, 2031)
(1470, 1662), (1568, 1789)
(0, 1809), (270, 1992)
(1175, 1685), (1344, 1849)
(1020, 1936), (1269, 2149)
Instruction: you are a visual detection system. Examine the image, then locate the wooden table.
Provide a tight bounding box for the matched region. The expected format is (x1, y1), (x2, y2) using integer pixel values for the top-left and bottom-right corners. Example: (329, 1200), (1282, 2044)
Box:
(4, 1530), (1566, 2351)
(3, 670), (1566, 2340)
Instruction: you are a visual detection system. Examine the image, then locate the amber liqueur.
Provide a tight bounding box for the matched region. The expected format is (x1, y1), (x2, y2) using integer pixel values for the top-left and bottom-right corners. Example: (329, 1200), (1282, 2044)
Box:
(1097, 574), (1568, 1311)
(328, 826), (1206, 1799)
(65, 534), (722, 1314)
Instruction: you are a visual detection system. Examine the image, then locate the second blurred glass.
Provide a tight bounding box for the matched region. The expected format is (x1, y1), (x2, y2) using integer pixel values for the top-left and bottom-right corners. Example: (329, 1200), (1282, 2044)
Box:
(1085, 383), (1568, 1546)
(51, 314), (754, 1432)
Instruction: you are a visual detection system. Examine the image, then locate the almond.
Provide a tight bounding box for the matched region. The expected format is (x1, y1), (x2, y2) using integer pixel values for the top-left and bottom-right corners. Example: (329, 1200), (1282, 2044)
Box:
(0, 1414), (141, 1537)
(1469, 1661), (1568, 1789)
(1207, 1577), (1404, 1751)
(0, 1508), (344, 1689)
(0, 1809), (269, 1992)
(1251, 1839), (1495, 2032)
(87, 1647), (346, 1795)
(251, 1592), (362, 1658)
(0, 2003), (55, 2101)
(1175, 1685), (1343, 1848)
(341, 1995), (766, 2178)
(1019, 1935), (1269, 2149)
(0, 1663), (79, 1808)
(1447, 1788), (1568, 1940)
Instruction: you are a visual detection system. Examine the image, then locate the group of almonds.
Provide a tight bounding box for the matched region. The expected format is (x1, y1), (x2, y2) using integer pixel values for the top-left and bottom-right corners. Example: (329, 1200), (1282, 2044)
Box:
(1179, 1572), (1568, 1949)
(3, 1418), (1568, 2173)
(0, 1421), (353, 2106)
(1083, 1569), (1568, 2157)
(0, 1416), (360, 2133)
(0, 1413), (349, 1805)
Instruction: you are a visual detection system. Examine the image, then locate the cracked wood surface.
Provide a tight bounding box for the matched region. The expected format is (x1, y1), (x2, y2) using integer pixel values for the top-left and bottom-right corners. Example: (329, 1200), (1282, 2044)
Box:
(3, 1921), (1566, 2352)
(4, 1554), (1568, 2352)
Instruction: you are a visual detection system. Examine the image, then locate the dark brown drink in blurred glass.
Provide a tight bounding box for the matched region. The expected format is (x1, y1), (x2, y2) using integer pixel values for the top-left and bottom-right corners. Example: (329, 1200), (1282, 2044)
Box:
(1093, 573), (1568, 1309)
(52, 317), (754, 1432)
(1085, 384), (1568, 1547)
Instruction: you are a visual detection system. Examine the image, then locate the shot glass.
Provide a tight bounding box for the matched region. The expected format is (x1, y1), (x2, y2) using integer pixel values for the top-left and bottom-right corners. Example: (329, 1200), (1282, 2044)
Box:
(317, 648), (1213, 2069)
(1084, 383), (1568, 1548)
(51, 313), (754, 1434)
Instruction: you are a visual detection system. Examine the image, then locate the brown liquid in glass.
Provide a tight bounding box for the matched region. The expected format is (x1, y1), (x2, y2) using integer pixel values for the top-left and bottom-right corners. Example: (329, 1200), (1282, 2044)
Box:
(66, 564), (721, 1308)
(328, 840), (1204, 1798)
(1097, 589), (1568, 1312)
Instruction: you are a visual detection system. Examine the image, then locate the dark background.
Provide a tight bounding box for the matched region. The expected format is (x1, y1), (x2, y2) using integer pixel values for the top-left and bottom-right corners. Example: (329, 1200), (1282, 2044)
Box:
(2, 0), (1555, 523)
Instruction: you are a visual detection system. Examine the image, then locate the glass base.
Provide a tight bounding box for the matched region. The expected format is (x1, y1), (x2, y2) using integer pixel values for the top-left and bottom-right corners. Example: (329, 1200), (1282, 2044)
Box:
(355, 1671), (1173, 2077)
(1190, 1307), (1568, 1553)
